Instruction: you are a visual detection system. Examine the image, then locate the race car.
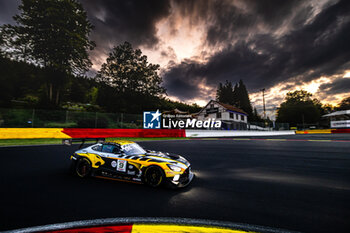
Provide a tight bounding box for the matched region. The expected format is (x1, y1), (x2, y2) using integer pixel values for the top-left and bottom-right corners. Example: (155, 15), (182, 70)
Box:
(66, 139), (194, 188)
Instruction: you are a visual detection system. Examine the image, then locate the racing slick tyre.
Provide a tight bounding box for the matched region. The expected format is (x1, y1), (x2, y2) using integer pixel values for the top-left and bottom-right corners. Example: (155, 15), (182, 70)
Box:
(143, 166), (164, 188)
(75, 157), (92, 178)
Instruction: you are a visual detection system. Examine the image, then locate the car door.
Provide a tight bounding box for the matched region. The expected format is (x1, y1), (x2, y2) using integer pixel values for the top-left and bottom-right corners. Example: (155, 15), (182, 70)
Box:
(99, 144), (128, 173)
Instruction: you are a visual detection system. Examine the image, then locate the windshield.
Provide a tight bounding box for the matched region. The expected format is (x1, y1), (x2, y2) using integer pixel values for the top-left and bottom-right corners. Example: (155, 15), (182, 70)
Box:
(121, 143), (146, 155)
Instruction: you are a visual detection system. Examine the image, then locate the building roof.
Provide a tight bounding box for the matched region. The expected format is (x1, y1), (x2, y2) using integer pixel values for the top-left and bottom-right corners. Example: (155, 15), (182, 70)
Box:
(216, 101), (248, 115)
(322, 110), (350, 117)
(197, 100), (248, 116)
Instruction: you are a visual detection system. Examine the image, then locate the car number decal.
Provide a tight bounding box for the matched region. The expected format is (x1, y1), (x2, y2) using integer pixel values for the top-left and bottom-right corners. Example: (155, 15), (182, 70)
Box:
(117, 160), (127, 172)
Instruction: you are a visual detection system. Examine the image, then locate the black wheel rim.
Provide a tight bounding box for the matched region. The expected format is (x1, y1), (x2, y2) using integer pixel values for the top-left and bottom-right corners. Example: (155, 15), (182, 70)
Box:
(145, 168), (162, 187)
(76, 159), (91, 177)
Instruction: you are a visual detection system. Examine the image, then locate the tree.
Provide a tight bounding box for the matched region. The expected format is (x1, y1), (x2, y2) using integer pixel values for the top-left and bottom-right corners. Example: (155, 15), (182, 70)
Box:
(322, 104), (334, 114)
(96, 42), (166, 112)
(216, 80), (234, 104)
(0, 0), (95, 105)
(96, 41), (166, 112)
(97, 42), (165, 97)
(232, 83), (239, 106)
(338, 96), (350, 110)
(276, 90), (321, 126)
(0, 55), (45, 107)
(251, 107), (263, 122)
(236, 79), (253, 118)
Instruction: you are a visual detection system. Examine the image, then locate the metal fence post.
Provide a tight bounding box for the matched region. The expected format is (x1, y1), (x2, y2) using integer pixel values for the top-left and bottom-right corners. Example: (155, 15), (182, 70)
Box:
(32, 109), (35, 128)
(65, 110), (69, 124)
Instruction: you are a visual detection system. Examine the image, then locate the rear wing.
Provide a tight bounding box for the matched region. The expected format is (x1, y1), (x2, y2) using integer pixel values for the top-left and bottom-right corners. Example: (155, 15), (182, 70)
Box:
(62, 138), (105, 149)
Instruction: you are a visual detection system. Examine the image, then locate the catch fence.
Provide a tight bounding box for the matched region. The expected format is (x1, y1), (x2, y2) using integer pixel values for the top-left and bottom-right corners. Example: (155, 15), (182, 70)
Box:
(0, 108), (143, 128)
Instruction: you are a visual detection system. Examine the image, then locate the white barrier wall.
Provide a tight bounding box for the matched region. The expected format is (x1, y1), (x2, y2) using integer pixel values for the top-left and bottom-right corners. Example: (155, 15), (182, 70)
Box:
(185, 130), (295, 137)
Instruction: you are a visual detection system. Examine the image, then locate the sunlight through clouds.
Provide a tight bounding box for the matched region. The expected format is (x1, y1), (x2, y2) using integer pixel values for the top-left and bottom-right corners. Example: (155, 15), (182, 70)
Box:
(344, 71), (350, 78)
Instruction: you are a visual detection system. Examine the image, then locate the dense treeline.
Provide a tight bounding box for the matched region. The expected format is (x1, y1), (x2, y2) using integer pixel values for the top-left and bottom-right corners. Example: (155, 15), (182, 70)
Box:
(276, 90), (324, 126)
(276, 90), (349, 126)
(0, 0), (200, 114)
(0, 55), (201, 113)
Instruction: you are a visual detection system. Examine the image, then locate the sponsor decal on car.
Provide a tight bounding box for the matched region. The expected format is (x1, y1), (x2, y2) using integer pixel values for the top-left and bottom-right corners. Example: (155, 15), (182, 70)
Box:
(127, 171), (136, 175)
(117, 160), (127, 172)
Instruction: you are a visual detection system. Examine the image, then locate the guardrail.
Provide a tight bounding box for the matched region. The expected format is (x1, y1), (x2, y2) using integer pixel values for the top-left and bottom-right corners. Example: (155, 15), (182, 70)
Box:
(0, 128), (185, 139)
(331, 129), (350, 133)
(1, 128), (348, 139)
(185, 130), (295, 137)
(295, 129), (332, 134)
(0, 128), (70, 139)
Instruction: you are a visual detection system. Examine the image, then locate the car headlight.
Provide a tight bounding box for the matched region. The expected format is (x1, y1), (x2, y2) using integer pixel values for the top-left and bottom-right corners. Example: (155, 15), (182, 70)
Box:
(167, 164), (182, 172)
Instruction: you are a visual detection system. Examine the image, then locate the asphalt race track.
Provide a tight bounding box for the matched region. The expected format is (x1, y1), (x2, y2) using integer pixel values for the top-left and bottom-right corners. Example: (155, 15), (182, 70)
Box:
(1, 135), (350, 232)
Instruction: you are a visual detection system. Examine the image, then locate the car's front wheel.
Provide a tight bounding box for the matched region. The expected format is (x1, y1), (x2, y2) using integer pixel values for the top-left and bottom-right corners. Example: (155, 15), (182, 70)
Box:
(143, 166), (164, 187)
(75, 157), (92, 178)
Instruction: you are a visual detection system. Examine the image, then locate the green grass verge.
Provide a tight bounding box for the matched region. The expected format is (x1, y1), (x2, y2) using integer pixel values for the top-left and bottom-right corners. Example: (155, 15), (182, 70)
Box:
(0, 137), (189, 146)
(0, 138), (63, 146)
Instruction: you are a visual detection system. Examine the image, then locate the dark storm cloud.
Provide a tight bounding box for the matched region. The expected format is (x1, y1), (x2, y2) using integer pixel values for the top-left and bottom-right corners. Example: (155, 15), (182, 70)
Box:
(247, 0), (303, 24)
(79, 0), (171, 49)
(319, 78), (350, 95)
(164, 60), (205, 100)
(282, 0), (350, 80)
(0, 0), (20, 24)
(164, 40), (279, 100)
(173, 0), (305, 46)
(164, 0), (350, 102)
(76, 0), (172, 75)
(281, 84), (296, 91)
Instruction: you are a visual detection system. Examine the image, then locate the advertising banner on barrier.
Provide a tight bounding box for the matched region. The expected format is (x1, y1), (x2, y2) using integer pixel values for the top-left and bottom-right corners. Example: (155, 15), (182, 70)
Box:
(330, 120), (350, 128)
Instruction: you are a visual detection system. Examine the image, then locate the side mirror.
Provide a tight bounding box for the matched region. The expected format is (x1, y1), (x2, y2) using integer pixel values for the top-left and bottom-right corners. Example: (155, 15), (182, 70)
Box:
(120, 151), (126, 156)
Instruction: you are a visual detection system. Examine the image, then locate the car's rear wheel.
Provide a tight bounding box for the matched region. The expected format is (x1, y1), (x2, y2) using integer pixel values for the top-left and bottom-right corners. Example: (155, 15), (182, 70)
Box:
(75, 157), (92, 178)
(143, 166), (164, 187)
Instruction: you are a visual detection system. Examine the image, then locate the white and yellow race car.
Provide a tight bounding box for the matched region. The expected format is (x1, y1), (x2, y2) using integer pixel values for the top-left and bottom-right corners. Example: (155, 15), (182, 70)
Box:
(66, 139), (194, 188)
